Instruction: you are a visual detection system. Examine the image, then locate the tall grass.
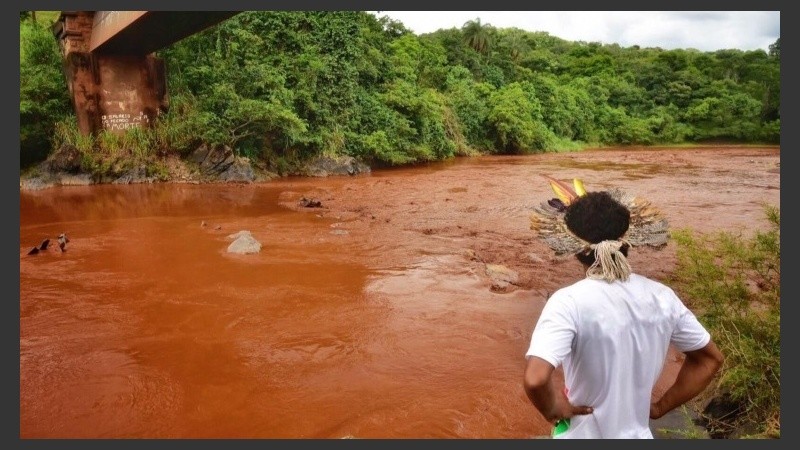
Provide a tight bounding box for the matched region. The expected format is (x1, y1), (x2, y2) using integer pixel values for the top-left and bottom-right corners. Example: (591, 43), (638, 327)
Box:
(53, 115), (94, 154)
(670, 205), (780, 438)
(52, 114), (163, 174)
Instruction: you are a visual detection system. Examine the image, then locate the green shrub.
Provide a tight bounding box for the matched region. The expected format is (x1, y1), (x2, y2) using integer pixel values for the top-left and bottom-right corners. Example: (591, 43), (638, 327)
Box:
(670, 205), (780, 438)
(20, 19), (71, 166)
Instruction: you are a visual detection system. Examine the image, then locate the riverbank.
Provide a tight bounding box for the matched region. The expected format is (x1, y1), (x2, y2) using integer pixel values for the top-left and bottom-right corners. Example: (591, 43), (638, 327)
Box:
(19, 143), (373, 191)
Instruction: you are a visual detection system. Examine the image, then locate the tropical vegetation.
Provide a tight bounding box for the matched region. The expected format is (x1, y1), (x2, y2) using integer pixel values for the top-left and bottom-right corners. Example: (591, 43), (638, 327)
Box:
(21, 11), (780, 174)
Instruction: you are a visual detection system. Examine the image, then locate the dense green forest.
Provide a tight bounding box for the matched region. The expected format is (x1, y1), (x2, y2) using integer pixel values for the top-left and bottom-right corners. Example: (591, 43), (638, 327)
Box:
(20, 11), (780, 172)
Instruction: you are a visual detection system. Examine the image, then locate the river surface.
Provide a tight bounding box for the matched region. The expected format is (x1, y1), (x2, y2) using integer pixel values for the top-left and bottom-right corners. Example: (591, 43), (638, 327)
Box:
(19, 146), (780, 438)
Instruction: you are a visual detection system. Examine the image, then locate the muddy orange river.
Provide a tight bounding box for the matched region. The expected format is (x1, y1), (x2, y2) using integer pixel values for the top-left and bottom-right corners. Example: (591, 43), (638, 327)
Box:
(20, 146), (779, 438)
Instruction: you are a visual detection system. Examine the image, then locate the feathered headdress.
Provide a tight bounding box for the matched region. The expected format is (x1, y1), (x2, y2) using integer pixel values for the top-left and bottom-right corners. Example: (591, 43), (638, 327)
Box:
(530, 175), (670, 260)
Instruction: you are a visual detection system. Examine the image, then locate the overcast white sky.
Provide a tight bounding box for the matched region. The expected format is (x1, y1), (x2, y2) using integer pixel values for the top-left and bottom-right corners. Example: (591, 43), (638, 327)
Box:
(371, 11), (780, 52)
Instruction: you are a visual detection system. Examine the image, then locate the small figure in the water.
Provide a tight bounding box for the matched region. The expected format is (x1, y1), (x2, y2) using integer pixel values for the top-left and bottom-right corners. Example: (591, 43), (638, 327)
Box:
(58, 233), (69, 252)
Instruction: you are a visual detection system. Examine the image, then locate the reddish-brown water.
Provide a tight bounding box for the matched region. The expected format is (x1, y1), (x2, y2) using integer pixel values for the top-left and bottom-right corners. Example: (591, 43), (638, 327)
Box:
(20, 146), (779, 438)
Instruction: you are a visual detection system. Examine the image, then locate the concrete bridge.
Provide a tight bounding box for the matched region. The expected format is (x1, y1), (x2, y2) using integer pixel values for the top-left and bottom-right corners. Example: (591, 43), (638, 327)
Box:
(52, 11), (238, 135)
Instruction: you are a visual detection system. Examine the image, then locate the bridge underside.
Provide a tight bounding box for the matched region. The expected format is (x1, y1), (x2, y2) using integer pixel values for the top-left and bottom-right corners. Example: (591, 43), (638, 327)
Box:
(53, 11), (238, 136)
(90, 11), (239, 55)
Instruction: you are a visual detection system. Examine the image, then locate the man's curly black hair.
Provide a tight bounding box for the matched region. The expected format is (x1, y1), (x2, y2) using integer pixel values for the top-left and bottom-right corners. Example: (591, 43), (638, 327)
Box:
(565, 191), (631, 266)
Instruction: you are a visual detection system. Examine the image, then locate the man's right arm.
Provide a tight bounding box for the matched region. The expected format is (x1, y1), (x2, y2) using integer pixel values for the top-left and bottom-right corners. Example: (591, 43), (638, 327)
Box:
(524, 356), (593, 423)
(650, 340), (724, 419)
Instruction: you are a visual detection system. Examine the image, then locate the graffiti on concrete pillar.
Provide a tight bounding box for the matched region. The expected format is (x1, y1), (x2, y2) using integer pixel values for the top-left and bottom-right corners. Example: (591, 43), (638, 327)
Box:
(101, 111), (150, 131)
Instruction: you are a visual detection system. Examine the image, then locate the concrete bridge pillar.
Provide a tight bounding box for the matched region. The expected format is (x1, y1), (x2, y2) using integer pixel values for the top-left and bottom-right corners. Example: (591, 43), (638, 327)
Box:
(52, 11), (168, 136)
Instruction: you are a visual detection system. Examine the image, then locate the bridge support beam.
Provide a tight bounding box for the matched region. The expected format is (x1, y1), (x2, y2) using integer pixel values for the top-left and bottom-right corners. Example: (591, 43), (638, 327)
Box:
(52, 12), (168, 136)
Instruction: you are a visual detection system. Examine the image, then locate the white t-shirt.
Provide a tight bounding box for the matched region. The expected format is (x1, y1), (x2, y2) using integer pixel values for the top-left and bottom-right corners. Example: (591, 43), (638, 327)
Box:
(526, 273), (710, 439)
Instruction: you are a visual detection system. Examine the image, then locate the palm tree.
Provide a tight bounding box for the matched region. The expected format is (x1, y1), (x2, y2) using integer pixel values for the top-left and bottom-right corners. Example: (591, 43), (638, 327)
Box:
(462, 18), (491, 56)
(503, 30), (529, 63)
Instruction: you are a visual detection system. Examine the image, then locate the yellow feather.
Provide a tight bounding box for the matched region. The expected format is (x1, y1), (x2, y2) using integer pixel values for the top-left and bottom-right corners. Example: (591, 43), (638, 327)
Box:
(543, 175), (577, 205)
(573, 178), (587, 196)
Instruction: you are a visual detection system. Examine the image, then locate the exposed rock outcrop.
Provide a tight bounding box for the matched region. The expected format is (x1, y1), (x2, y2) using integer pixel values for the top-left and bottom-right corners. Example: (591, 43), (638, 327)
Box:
(40, 145), (82, 174)
(190, 144), (237, 177)
(485, 263), (519, 292)
(112, 165), (157, 184)
(304, 155), (370, 177)
(226, 230), (262, 254)
(19, 143), (367, 191)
